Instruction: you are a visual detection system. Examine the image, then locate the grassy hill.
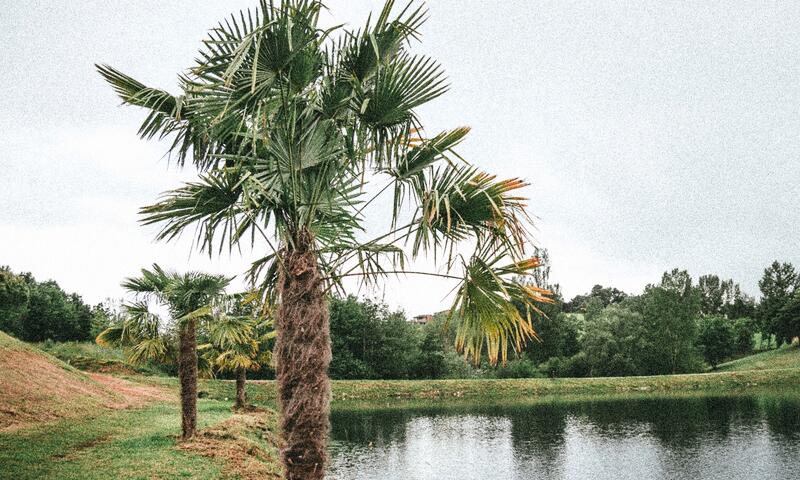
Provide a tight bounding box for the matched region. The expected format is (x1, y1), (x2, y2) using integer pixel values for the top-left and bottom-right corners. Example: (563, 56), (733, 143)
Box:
(716, 344), (800, 372)
(0, 332), (281, 479)
(0, 331), (168, 431)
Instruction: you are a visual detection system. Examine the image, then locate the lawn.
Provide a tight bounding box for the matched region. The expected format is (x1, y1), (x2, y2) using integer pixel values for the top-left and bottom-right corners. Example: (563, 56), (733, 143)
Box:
(0, 400), (281, 480)
(0, 401), (233, 479)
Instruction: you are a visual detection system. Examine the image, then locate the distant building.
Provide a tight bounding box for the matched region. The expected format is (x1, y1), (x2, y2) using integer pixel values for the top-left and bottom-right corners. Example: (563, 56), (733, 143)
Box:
(410, 314), (434, 325)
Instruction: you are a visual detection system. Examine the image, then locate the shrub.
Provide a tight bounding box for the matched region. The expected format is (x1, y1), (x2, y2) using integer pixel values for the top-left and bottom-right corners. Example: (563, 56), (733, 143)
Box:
(540, 352), (590, 378)
(489, 358), (544, 379)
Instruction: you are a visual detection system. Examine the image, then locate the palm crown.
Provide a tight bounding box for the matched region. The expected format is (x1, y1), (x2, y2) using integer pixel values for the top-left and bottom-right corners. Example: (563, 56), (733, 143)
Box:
(97, 264), (231, 364)
(97, 0), (549, 365)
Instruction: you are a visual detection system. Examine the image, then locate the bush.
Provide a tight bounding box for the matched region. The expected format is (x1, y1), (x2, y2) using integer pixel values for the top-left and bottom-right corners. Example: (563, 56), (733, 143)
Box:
(539, 352), (590, 378)
(440, 351), (476, 379)
(488, 358), (544, 379)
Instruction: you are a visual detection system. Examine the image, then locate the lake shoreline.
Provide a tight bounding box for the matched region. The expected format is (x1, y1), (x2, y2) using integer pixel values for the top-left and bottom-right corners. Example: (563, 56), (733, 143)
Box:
(137, 366), (800, 406)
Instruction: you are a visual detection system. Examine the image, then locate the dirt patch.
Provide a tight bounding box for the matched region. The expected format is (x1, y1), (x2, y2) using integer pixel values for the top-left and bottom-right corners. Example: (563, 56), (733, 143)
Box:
(181, 410), (283, 480)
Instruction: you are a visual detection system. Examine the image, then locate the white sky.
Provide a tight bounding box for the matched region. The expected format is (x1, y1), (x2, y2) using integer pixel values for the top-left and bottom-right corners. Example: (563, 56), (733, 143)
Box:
(2, 1), (799, 315)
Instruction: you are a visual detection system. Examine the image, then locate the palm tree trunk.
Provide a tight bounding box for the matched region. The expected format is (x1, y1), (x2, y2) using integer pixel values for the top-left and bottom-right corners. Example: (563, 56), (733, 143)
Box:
(178, 318), (198, 440)
(276, 241), (331, 480)
(235, 368), (247, 410)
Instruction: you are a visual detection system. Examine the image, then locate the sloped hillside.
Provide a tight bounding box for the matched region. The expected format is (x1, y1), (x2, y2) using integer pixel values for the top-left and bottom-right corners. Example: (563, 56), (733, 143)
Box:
(0, 331), (169, 431)
(716, 344), (800, 372)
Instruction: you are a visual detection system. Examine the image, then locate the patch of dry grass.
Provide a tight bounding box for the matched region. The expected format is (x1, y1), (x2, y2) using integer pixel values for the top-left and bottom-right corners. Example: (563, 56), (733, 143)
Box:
(181, 409), (283, 480)
(0, 331), (171, 431)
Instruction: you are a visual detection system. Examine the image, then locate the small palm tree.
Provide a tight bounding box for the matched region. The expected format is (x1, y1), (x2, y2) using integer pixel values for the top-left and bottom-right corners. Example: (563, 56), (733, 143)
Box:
(98, 1), (551, 477)
(97, 265), (230, 439)
(204, 298), (275, 410)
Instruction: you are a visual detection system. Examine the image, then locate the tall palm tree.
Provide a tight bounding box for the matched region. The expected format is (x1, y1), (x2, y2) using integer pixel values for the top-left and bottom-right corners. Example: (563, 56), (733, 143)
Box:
(98, 1), (551, 477)
(204, 297), (275, 410)
(97, 265), (230, 439)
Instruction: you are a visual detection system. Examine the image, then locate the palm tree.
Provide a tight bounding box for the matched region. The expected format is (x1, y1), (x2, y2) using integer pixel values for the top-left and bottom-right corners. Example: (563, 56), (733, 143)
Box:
(97, 265), (230, 439)
(204, 298), (275, 410)
(97, 1), (551, 477)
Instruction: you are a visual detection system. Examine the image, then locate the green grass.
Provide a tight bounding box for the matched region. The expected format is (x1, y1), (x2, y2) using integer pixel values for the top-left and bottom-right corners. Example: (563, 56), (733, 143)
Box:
(135, 365), (800, 408)
(716, 344), (800, 372)
(0, 401), (237, 480)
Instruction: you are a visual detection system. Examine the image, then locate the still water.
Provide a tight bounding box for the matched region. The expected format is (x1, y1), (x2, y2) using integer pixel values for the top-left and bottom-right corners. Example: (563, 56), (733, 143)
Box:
(328, 394), (800, 480)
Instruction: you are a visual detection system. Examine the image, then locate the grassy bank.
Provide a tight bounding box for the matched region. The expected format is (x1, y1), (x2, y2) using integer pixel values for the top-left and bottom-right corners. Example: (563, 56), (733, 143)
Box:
(35, 340), (169, 376)
(136, 365), (800, 408)
(0, 400), (282, 480)
(0, 401), (230, 479)
(1, 333), (282, 480)
(716, 344), (800, 372)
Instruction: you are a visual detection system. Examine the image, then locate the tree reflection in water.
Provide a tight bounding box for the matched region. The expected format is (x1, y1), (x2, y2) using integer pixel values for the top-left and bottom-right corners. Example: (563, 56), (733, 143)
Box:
(328, 394), (800, 480)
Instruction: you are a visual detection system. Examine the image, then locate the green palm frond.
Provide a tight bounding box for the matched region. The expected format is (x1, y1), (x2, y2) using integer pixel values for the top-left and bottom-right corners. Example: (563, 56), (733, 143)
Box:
(140, 169), (249, 253)
(449, 243), (553, 365)
(197, 345), (218, 379)
(215, 349), (258, 372)
(414, 165), (532, 258)
(358, 53), (447, 128)
(207, 315), (254, 348)
(127, 337), (171, 365)
(321, 242), (406, 291)
(121, 301), (163, 339)
(96, 64), (182, 136)
(339, 0), (427, 81)
(96, 65), (208, 168)
(95, 324), (124, 348)
(390, 127), (468, 181)
(121, 264), (173, 297)
(388, 127), (469, 225)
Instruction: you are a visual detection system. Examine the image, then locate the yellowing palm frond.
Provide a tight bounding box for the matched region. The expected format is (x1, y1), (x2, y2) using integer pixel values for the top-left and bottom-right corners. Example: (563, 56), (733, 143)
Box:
(449, 243), (551, 365)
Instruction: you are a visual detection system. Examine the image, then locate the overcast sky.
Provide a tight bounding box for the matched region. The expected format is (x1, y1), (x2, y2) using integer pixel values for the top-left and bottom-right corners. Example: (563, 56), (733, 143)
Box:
(2, 1), (799, 315)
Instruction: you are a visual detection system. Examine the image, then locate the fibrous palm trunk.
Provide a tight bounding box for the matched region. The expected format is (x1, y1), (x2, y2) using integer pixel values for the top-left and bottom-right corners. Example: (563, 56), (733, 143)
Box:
(178, 318), (198, 440)
(275, 240), (332, 480)
(235, 368), (247, 410)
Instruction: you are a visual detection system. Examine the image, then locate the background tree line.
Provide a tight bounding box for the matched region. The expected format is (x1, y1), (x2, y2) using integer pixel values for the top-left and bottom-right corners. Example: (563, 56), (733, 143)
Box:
(0, 266), (111, 342)
(525, 258), (798, 378)
(2, 258), (798, 380)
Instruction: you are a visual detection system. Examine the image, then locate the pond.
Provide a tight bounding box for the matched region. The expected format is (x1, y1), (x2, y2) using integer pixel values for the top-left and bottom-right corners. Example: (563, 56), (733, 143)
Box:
(327, 394), (800, 480)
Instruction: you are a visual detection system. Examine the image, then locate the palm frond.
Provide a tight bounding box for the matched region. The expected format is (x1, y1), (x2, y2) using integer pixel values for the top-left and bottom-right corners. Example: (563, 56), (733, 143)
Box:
(448, 243), (552, 365)
(140, 169), (249, 254)
(127, 337), (171, 364)
(413, 165), (532, 259)
(121, 264), (173, 298)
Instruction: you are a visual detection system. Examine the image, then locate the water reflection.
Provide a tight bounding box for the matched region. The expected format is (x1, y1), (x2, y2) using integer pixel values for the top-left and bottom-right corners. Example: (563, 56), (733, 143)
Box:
(328, 394), (800, 480)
